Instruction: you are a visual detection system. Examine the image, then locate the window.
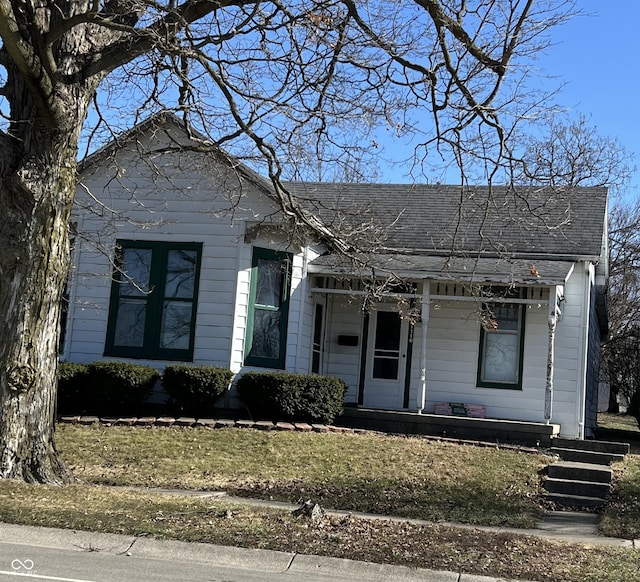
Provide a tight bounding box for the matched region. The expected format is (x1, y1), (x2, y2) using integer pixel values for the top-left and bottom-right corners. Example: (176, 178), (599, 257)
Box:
(477, 302), (525, 389)
(372, 311), (402, 380)
(105, 240), (202, 361)
(244, 247), (292, 368)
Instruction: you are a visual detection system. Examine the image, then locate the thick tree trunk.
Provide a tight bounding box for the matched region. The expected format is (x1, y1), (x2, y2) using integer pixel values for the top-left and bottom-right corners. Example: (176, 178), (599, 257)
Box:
(0, 129), (78, 482)
(0, 45), (96, 480)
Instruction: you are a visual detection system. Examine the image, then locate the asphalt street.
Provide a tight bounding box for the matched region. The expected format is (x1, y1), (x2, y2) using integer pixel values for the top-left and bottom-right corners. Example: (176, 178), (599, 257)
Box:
(0, 523), (521, 582)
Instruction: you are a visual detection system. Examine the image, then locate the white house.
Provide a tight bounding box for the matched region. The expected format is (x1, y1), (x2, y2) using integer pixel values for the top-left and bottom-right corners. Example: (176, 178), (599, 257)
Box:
(63, 114), (608, 440)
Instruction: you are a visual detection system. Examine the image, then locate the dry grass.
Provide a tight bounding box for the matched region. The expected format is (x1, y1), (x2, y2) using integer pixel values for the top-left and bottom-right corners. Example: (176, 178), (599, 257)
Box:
(57, 424), (550, 527)
(0, 480), (638, 582)
(598, 413), (640, 433)
(601, 453), (640, 539)
(0, 423), (630, 581)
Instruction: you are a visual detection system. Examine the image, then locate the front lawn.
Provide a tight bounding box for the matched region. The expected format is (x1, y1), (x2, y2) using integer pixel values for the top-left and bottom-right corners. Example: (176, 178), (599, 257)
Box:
(0, 480), (638, 582)
(1, 424), (639, 582)
(57, 424), (550, 527)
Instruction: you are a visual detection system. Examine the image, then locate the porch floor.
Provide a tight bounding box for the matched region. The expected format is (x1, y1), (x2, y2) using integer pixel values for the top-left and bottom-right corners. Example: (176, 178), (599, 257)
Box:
(338, 407), (560, 447)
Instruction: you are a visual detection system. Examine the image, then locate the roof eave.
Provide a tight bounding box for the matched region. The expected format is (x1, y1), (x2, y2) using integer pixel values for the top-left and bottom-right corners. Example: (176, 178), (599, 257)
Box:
(307, 263), (575, 287)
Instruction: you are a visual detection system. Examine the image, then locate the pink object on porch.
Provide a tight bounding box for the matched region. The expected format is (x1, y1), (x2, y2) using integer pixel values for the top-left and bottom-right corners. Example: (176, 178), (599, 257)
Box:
(433, 402), (486, 419)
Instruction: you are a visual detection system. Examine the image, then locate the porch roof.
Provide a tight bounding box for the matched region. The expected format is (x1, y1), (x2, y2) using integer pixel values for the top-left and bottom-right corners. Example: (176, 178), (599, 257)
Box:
(308, 254), (575, 286)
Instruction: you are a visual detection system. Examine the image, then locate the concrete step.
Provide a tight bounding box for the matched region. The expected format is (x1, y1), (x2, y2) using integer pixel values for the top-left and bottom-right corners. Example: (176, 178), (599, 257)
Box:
(552, 437), (630, 455)
(537, 510), (600, 536)
(543, 477), (610, 498)
(550, 447), (625, 465)
(542, 492), (606, 508)
(547, 461), (612, 484)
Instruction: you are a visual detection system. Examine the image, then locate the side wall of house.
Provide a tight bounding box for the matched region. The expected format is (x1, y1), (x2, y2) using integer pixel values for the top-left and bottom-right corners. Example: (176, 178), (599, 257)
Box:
(584, 270), (602, 438)
(550, 264), (590, 438)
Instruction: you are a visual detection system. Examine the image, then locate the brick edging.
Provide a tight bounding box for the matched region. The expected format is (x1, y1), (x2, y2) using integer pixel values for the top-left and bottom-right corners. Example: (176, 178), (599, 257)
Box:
(57, 415), (357, 434)
(56, 415), (541, 454)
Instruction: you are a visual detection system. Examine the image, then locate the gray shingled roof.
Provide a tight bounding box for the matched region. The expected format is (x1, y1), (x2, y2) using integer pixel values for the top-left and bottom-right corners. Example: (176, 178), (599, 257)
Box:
(80, 114), (606, 265)
(286, 183), (607, 260)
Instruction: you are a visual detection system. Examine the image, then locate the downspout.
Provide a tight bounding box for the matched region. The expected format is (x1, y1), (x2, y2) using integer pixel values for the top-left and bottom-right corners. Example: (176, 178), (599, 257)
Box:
(418, 280), (430, 413)
(544, 286), (557, 423)
(295, 245), (310, 373)
(61, 216), (83, 360)
(226, 228), (248, 409)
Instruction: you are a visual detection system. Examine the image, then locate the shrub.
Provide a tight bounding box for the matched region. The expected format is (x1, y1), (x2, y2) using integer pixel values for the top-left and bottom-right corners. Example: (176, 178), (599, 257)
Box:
(57, 362), (90, 415)
(163, 365), (233, 417)
(236, 372), (347, 424)
(88, 361), (160, 416)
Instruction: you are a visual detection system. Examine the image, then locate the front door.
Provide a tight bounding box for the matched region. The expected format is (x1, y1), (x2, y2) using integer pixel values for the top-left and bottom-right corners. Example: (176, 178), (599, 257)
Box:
(363, 307), (408, 409)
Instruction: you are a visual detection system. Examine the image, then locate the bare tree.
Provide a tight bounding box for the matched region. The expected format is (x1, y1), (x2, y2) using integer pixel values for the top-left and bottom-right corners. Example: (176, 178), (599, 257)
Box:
(0, 0), (575, 482)
(512, 113), (637, 416)
(605, 200), (640, 414)
(514, 113), (634, 194)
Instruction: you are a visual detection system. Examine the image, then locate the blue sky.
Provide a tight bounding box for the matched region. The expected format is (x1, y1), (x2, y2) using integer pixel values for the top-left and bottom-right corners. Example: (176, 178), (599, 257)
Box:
(80, 3), (638, 196)
(376, 3), (639, 194)
(535, 2), (640, 200)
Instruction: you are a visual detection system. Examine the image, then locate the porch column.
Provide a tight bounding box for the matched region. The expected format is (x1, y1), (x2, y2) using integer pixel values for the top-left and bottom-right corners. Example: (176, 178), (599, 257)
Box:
(418, 280), (431, 413)
(545, 287), (558, 422)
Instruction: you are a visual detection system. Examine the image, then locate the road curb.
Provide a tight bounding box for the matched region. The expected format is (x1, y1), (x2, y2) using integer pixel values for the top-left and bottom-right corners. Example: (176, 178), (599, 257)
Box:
(0, 522), (534, 582)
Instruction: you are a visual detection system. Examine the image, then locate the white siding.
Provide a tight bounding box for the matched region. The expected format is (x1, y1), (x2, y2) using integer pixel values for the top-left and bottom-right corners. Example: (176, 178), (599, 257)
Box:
(551, 264), (591, 438)
(65, 132), (316, 396)
(323, 295), (365, 403)
(419, 273), (588, 433)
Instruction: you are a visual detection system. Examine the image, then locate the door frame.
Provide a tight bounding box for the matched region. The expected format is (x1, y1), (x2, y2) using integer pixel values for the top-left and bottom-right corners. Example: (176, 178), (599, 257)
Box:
(310, 296), (327, 374)
(358, 305), (409, 409)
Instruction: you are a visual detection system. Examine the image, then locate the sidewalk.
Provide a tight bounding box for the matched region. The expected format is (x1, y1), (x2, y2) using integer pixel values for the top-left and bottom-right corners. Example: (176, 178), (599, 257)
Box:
(119, 485), (637, 548)
(0, 489), (634, 582)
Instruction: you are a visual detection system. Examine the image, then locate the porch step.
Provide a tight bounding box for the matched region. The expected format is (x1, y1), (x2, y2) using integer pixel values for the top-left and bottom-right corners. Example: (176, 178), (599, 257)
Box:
(550, 447), (625, 465)
(542, 492), (607, 508)
(547, 461), (612, 483)
(552, 437), (630, 456)
(543, 438), (626, 509)
(543, 477), (610, 498)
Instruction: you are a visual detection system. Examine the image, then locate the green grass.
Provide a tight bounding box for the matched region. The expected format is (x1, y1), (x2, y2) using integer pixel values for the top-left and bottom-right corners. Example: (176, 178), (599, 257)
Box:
(0, 480), (639, 582)
(598, 413), (640, 433)
(57, 424), (549, 527)
(0, 422), (632, 581)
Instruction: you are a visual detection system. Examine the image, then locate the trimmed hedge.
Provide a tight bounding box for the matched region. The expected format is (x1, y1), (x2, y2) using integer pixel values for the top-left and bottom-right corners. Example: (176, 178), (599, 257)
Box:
(236, 371), (347, 424)
(88, 361), (160, 416)
(163, 365), (233, 417)
(57, 362), (90, 415)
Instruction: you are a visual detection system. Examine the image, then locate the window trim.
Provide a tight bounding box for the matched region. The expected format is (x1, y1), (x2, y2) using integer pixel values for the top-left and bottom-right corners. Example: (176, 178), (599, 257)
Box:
(476, 300), (526, 390)
(244, 247), (292, 369)
(104, 240), (202, 361)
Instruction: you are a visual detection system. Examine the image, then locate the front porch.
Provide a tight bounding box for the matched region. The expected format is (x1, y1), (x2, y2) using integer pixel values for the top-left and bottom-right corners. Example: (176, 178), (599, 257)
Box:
(307, 267), (587, 439)
(338, 407), (560, 447)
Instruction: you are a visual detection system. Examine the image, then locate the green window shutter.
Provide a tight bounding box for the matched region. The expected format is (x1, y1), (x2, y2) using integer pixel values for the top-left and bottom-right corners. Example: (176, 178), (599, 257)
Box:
(244, 247), (293, 369)
(105, 240), (202, 361)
